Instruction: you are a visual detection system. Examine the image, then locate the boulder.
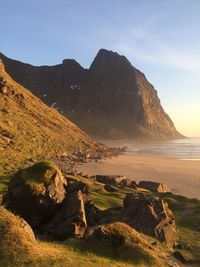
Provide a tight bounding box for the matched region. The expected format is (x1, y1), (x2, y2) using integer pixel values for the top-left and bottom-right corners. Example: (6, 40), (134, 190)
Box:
(65, 180), (100, 226)
(95, 175), (136, 188)
(3, 162), (105, 241)
(2, 161), (67, 228)
(45, 190), (87, 240)
(123, 193), (178, 246)
(138, 181), (170, 193)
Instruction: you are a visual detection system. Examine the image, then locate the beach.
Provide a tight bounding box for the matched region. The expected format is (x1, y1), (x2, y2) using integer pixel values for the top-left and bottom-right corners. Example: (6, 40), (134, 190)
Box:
(78, 153), (200, 199)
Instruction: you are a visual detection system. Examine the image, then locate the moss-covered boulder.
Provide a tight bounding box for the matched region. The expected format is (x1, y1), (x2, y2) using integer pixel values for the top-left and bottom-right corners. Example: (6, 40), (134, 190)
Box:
(0, 206), (35, 264)
(89, 222), (164, 266)
(2, 161), (67, 228)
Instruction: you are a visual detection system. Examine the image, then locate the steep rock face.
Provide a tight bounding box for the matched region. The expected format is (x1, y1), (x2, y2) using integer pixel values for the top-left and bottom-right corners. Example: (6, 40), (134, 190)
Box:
(0, 49), (182, 138)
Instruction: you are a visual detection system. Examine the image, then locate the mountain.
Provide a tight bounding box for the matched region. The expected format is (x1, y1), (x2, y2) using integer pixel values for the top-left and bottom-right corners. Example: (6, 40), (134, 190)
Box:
(0, 49), (183, 139)
(0, 59), (105, 174)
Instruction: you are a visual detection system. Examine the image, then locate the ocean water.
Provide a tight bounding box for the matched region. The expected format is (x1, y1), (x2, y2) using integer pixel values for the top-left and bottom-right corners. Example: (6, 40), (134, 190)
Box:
(126, 138), (200, 160)
(104, 138), (200, 160)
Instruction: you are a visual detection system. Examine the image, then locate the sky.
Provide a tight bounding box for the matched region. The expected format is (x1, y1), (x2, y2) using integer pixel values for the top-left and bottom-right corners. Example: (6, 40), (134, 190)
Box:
(1, 0), (200, 137)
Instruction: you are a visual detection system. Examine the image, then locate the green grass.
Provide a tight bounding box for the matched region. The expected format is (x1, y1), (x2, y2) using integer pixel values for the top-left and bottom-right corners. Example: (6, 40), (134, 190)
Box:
(66, 174), (137, 210)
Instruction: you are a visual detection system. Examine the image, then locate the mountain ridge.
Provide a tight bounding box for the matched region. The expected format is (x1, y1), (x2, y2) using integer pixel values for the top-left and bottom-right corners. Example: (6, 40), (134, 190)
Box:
(0, 49), (183, 139)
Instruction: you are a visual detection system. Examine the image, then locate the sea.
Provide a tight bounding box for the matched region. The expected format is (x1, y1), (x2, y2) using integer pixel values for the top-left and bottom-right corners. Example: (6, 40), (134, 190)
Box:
(103, 137), (200, 161)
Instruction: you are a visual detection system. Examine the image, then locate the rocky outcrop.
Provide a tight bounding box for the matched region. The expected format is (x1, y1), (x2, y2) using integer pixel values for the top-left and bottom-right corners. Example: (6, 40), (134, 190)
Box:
(0, 49), (183, 139)
(123, 193), (178, 246)
(2, 162), (92, 240)
(2, 162), (67, 228)
(138, 181), (170, 193)
(45, 190), (87, 240)
(2, 162), (178, 245)
(95, 175), (136, 188)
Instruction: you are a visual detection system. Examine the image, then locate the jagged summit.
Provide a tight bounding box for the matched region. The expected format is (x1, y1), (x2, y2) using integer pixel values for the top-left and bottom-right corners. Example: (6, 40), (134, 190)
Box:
(90, 49), (132, 72)
(0, 49), (183, 139)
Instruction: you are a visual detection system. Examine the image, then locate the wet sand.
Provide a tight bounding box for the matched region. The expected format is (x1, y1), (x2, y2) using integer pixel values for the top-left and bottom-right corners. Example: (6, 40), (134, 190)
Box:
(78, 154), (200, 199)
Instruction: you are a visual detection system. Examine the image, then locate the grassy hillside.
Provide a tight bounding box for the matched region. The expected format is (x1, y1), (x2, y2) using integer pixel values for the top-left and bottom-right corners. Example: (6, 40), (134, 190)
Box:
(0, 59), (102, 175)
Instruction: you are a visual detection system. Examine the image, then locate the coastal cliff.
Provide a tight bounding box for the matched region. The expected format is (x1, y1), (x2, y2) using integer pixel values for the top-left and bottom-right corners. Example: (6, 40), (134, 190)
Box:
(0, 49), (183, 138)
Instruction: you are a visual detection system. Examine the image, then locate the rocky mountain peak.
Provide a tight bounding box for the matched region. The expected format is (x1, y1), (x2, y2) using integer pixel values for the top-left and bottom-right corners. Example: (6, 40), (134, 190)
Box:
(90, 49), (132, 73)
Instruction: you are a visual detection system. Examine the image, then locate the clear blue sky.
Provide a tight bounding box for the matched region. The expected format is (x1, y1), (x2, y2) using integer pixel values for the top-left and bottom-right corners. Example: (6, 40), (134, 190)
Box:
(1, 0), (200, 136)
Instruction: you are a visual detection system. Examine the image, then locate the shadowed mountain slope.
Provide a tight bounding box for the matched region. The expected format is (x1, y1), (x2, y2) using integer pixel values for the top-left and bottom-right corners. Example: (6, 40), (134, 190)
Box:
(0, 59), (105, 173)
(0, 49), (183, 139)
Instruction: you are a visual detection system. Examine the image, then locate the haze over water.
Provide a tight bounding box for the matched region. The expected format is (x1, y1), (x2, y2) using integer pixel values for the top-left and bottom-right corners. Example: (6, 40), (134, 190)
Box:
(103, 138), (200, 161)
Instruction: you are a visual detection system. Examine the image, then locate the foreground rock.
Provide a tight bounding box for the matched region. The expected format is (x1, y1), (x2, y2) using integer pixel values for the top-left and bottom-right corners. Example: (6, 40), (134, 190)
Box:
(2, 162), (67, 228)
(66, 179), (101, 227)
(138, 181), (170, 193)
(123, 193), (178, 246)
(45, 190), (87, 240)
(2, 161), (90, 240)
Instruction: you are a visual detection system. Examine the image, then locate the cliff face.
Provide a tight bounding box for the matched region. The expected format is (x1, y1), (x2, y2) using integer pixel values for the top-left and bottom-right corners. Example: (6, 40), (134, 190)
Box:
(0, 49), (182, 138)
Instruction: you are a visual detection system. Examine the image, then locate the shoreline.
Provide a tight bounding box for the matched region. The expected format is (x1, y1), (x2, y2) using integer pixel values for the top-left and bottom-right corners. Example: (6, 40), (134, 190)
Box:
(78, 153), (200, 199)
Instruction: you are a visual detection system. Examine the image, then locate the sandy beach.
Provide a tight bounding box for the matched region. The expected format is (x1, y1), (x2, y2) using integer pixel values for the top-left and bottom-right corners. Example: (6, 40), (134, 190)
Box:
(78, 154), (200, 199)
